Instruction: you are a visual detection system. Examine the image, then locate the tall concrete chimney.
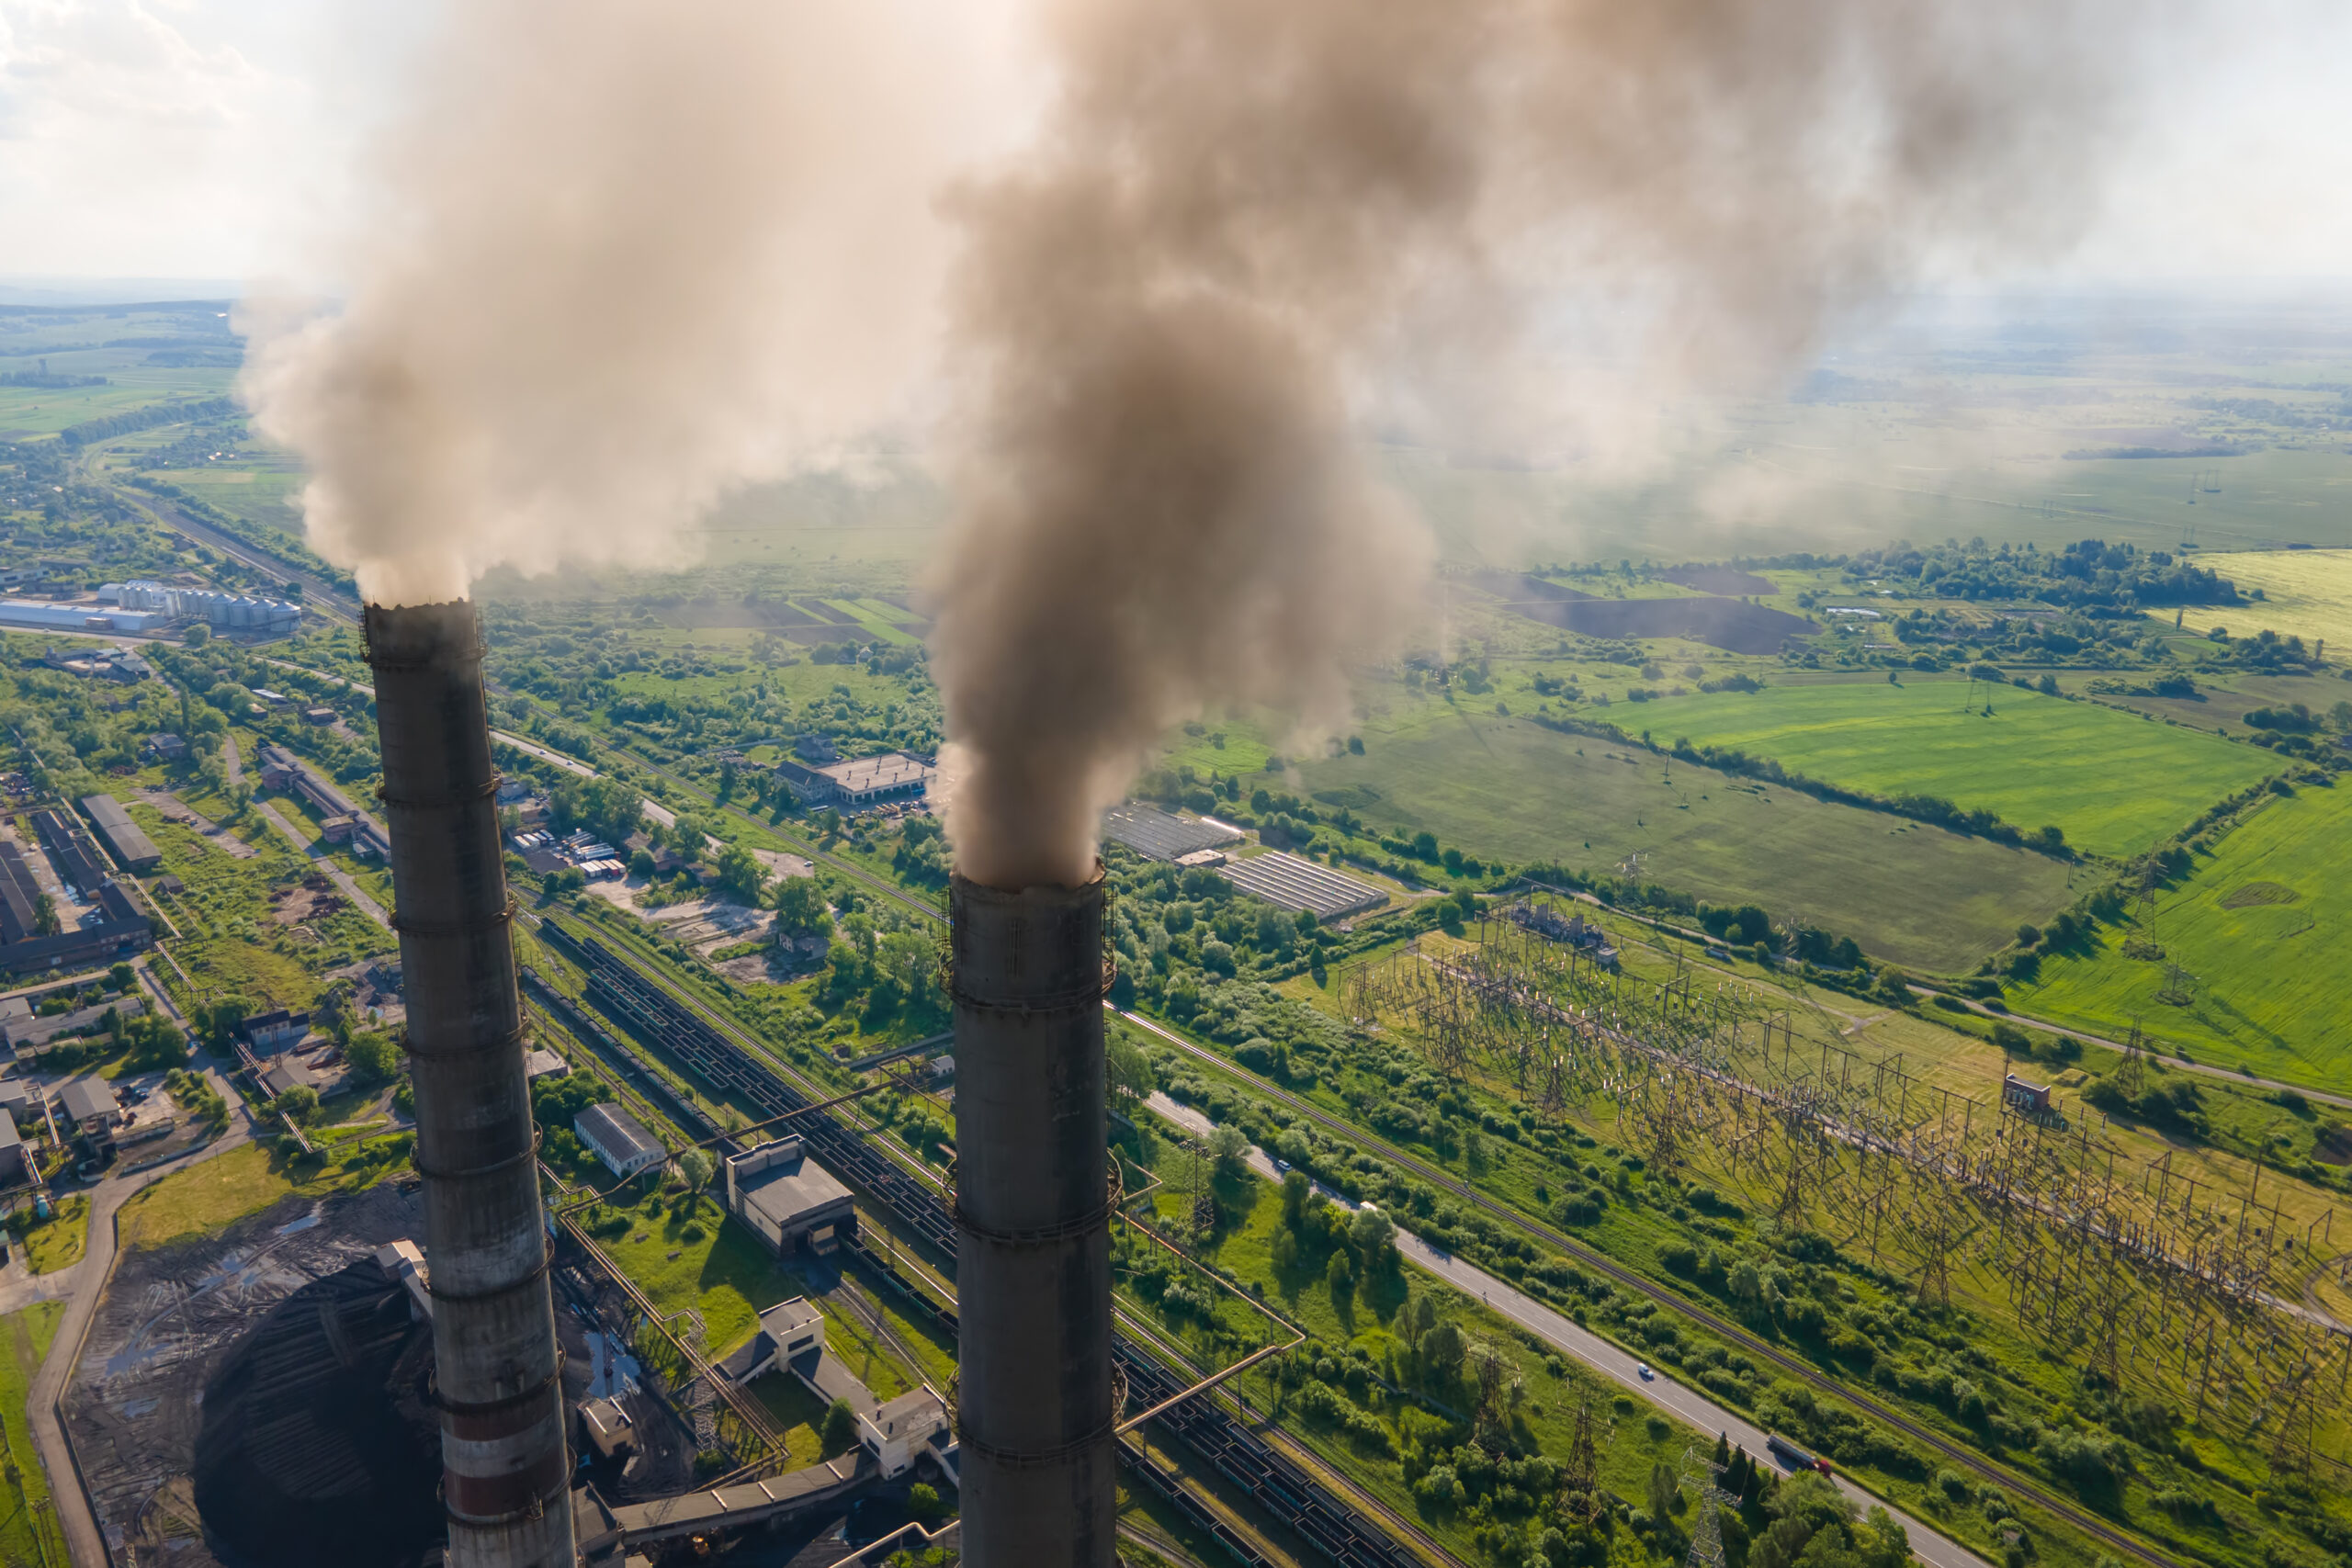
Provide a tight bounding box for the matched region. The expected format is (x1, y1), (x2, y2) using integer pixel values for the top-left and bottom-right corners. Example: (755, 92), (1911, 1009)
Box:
(948, 867), (1117, 1568)
(367, 601), (576, 1568)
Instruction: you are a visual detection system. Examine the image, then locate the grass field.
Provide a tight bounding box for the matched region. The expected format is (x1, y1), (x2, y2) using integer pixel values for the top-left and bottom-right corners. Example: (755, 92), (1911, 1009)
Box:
(0, 1301), (68, 1567)
(589, 1197), (794, 1359)
(2008, 777), (2352, 1089)
(1295, 700), (2075, 971)
(1633, 676), (2279, 857)
(18, 1195), (89, 1275)
(114, 1142), (401, 1250)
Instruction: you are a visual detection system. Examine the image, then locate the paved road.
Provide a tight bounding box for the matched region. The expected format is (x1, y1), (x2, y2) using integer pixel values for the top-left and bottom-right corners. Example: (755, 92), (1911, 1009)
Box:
(21, 1111), (256, 1567)
(1140, 1096), (1988, 1568)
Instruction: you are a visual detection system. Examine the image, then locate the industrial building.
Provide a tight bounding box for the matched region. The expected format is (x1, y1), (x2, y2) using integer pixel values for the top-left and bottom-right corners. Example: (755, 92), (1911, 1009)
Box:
(722, 1135), (856, 1256)
(0, 1116), (25, 1183)
(0, 1078), (41, 1124)
(717, 1297), (949, 1480)
(78, 794), (162, 873)
(0, 601), (168, 637)
(100, 580), (303, 635)
(258, 1055), (323, 1099)
(254, 742), (390, 857)
(59, 1077), (119, 1150)
(576, 1102), (665, 1179)
(2003, 1074), (2054, 1115)
(0, 842), (153, 975)
(30, 807), (109, 895)
(773, 749), (936, 810)
(236, 1009), (311, 1055)
(141, 732), (187, 761)
(1217, 850), (1387, 919)
(1101, 802), (1245, 862)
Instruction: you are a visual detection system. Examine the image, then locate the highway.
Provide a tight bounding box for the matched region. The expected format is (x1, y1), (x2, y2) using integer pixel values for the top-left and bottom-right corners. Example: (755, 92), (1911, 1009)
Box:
(1142, 1094), (1988, 1568)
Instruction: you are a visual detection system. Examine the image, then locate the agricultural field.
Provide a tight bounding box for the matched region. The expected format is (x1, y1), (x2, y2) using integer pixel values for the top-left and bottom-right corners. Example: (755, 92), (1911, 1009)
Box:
(2194, 548), (2352, 651)
(2009, 777), (2352, 1089)
(1291, 696), (2075, 971)
(1630, 675), (2278, 858)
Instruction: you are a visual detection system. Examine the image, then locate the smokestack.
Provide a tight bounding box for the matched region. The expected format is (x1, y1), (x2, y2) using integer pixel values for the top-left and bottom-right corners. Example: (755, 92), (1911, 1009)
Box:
(366, 601), (576, 1568)
(948, 867), (1116, 1568)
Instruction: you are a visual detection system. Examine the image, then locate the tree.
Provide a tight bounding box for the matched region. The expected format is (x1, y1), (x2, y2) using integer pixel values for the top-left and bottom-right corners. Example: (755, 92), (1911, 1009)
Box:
(1326, 1248), (1354, 1298)
(276, 1085), (321, 1123)
(1419, 1319), (1464, 1382)
(1105, 1032), (1155, 1119)
(184, 623), (210, 648)
(710, 842), (767, 906)
(345, 1032), (401, 1084)
(125, 1015), (187, 1070)
(820, 1397), (859, 1457)
(107, 962), (134, 992)
(1280, 1167), (1311, 1227)
(771, 874), (832, 939)
(1350, 1205), (1396, 1271)
(1648, 1461), (1682, 1525)
(552, 774), (645, 846)
(677, 1147), (716, 1193)
(1209, 1122), (1250, 1177)
(908, 1482), (941, 1520)
(30, 893), (58, 937)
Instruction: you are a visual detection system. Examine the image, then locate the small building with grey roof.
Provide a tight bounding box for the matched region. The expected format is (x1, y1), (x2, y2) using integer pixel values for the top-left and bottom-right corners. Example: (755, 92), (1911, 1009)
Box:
(78, 795), (161, 874)
(723, 1135), (855, 1257)
(575, 1102), (664, 1179)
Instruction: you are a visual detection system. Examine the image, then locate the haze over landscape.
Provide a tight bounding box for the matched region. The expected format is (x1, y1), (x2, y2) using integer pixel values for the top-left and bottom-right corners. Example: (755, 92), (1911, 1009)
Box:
(0, 4), (2350, 1568)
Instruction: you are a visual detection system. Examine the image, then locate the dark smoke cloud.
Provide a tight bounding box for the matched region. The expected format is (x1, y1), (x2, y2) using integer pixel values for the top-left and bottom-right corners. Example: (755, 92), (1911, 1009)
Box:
(929, 0), (2154, 888)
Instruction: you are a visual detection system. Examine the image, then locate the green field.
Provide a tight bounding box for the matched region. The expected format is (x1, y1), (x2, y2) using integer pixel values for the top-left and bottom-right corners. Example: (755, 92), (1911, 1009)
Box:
(1296, 700), (2075, 971)
(0, 1301), (69, 1567)
(2009, 778), (2352, 1089)
(1634, 676), (2279, 857)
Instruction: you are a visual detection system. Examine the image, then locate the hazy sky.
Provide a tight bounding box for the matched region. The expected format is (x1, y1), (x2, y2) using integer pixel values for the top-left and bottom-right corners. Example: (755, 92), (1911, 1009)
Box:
(2, 0), (2348, 288)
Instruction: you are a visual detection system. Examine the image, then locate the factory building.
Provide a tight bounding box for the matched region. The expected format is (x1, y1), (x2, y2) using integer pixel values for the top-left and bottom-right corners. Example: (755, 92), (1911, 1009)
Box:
(254, 743), (390, 858)
(0, 601), (168, 637)
(237, 1010), (311, 1055)
(575, 1102), (665, 1179)
(718, 1297), (949, 1480)
(0, 843), (151, 974)
(722, 1135), (856, 1257)
(100, 581), (303, 635)
(59, 1077), (119, 1152)
(773, 750), (936, 810)
(40, 644), (154, 682)
(78, 795), (161, 874)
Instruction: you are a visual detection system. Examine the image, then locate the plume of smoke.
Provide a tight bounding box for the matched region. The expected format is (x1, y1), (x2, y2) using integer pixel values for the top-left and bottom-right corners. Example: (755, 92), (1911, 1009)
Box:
(240, 0), (1004, 608)
(931, 0), (2154, 889)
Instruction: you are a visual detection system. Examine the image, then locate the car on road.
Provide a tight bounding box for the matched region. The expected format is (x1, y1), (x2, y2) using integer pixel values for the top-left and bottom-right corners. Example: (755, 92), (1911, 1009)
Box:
(1637, 1362), (1654, 1381)
(1272, 1158), (1291, 1175)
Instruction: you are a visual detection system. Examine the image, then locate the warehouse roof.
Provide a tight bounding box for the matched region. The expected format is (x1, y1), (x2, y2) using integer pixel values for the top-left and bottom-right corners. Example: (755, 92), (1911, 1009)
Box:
(576, 1102), (663, 1168)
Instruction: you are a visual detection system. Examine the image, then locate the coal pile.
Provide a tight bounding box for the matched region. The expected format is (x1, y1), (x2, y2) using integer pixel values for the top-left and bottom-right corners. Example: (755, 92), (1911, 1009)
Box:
(62, 1179), (430, 1567)
(189, 1258), (442, 1568)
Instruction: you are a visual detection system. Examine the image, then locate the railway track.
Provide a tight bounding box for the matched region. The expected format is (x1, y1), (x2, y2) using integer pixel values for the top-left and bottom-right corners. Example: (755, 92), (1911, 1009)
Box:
(1115, 1009), (2180, 1568)
(537, 917), (1433, 1568)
